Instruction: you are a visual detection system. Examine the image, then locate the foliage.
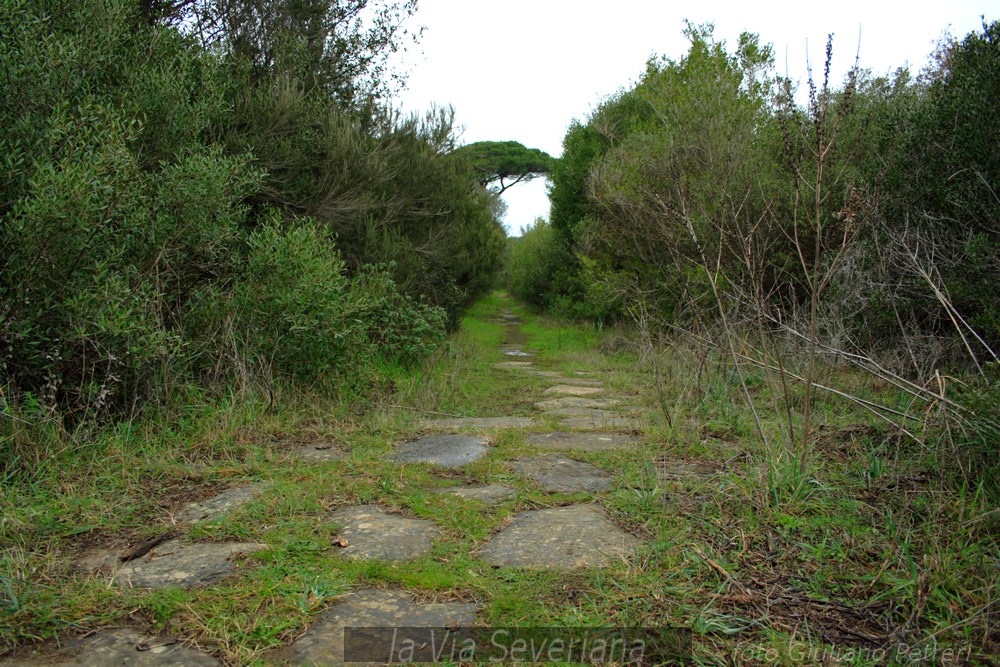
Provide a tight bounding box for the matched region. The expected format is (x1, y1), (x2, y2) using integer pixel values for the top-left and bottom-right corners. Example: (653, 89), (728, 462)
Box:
(177, 0), (420, 105)
(547, 120), (609, 242)
(505, 21), (1000, 499)
(0, 0), (501, 434)
(233, 217), (363, 381)
(538, 25), (785, 323)
(505, 219), (614, 321)
(351, 264), (448, 364)
(505, 218), (557, 308)
(511, 20), (999, 357)
(874, 20), (1000, 350)
(450, 141), (555, 194)
(221, 88), (505, 325)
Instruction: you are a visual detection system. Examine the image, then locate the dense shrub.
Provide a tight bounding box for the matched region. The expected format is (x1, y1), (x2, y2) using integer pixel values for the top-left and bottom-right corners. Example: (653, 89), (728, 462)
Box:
(0, 0), (503, 429)
(234, 217), (364, 381)
(351, 265), (448, 364)
(512, 21), (999, 361)
(504, 21), (999, 494)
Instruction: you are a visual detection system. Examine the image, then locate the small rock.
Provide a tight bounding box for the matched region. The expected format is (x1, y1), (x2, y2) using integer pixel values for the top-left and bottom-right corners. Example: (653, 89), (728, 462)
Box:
(419, 417), (538, 430)
(283, 589), (480, 665)
(541, 407), (621, 419)
(543, 385), (604, 397)
(558, 415), (635, 430)
(81, 539), (267, 589)
(481, 505), (640, 569)
(394, 434), (489, 468)
(527, 431), (640, 452)
(534, 396), (619, 410)
(0, 628), (220, 666)
(174, 486), (260, 524)
(329, 506), (438, 562)
(493, 361), (533, 369)
(283, 444), (346, 462)
(510, 453), (613, 493)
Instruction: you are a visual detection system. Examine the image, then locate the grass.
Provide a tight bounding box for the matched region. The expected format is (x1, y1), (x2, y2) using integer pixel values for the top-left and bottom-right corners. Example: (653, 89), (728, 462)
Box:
(1, 292), (998, 665)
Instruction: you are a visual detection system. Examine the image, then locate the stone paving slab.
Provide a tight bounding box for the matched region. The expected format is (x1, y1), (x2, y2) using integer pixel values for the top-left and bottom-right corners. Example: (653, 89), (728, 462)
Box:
(492, 363), (569, 380)
(519, 370), (567, 379)
(284, 588), (481, 665)
(330, 506), (437, 562)
(534, 396), (619, 410)
(542, 385), (604, 397)
(394, 434), (489, 468)
(480, 504), (640, 569)
(1, 628), (220, 666)
(432, 485), (515, 505)
(282, 443), (347, 462)
(419, 417), (539, 430)
(527, 431), (641, 452)
(492, 361), (533, 369)
(510, 453), (612, 493)
(558, 415), (636, 430)
(541, 407), (621, 419)
(174, 486), (260, 524)
(552, 377), (604, 387)
(80, 540), (267, 589)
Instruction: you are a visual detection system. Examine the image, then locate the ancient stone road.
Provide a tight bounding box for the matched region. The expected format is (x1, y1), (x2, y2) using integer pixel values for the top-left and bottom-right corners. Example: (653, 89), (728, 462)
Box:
(12, 307), (649, 665)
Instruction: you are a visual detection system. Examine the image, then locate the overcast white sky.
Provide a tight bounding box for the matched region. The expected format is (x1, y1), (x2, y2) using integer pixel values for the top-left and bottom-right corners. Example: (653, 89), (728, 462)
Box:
(389, 1), (994, 235)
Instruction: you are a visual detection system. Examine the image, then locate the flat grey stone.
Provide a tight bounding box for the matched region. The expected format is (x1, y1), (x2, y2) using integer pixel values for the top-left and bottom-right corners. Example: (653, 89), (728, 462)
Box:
(75, 548), (121, 574)
(553, 377), (604, 387)
(543, 385), (604, 396)
(503, 349), (532, 357)
(541, 407), (620, 419)
(419, 417), (538, 430)
(510, 454), (612, 493)
(493, 362), (570, 379)
(656, 458), (720, 480)
(480, 505), (640, 569)
(82, 540), (267, 589)
(492, 361), (533, 369)
(1, 628), (220, 666)
(518, 370), (566, 378)
(284, 589), (479, 665)
(283, 443), (346, 462)
(432, 485), (515, 505)
(558, 415), (635, 430)
(330, 506), (437, 562)
(527, 432), (640, 452)
(394, 434), (488, 468)
(534, 396), (619, 410)
(174, 486), (259, 524)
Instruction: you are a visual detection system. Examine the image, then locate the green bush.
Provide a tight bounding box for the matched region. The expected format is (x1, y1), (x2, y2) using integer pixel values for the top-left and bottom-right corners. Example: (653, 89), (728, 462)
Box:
(235, 216), (364, 381)
(0, 0), (505, 431)
(351, 265), (448, 364)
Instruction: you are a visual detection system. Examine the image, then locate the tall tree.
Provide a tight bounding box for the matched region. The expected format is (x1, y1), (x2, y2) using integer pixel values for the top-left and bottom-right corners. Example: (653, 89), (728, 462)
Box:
(451, 141), (554, 194)
(182, 0), (419, 104)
